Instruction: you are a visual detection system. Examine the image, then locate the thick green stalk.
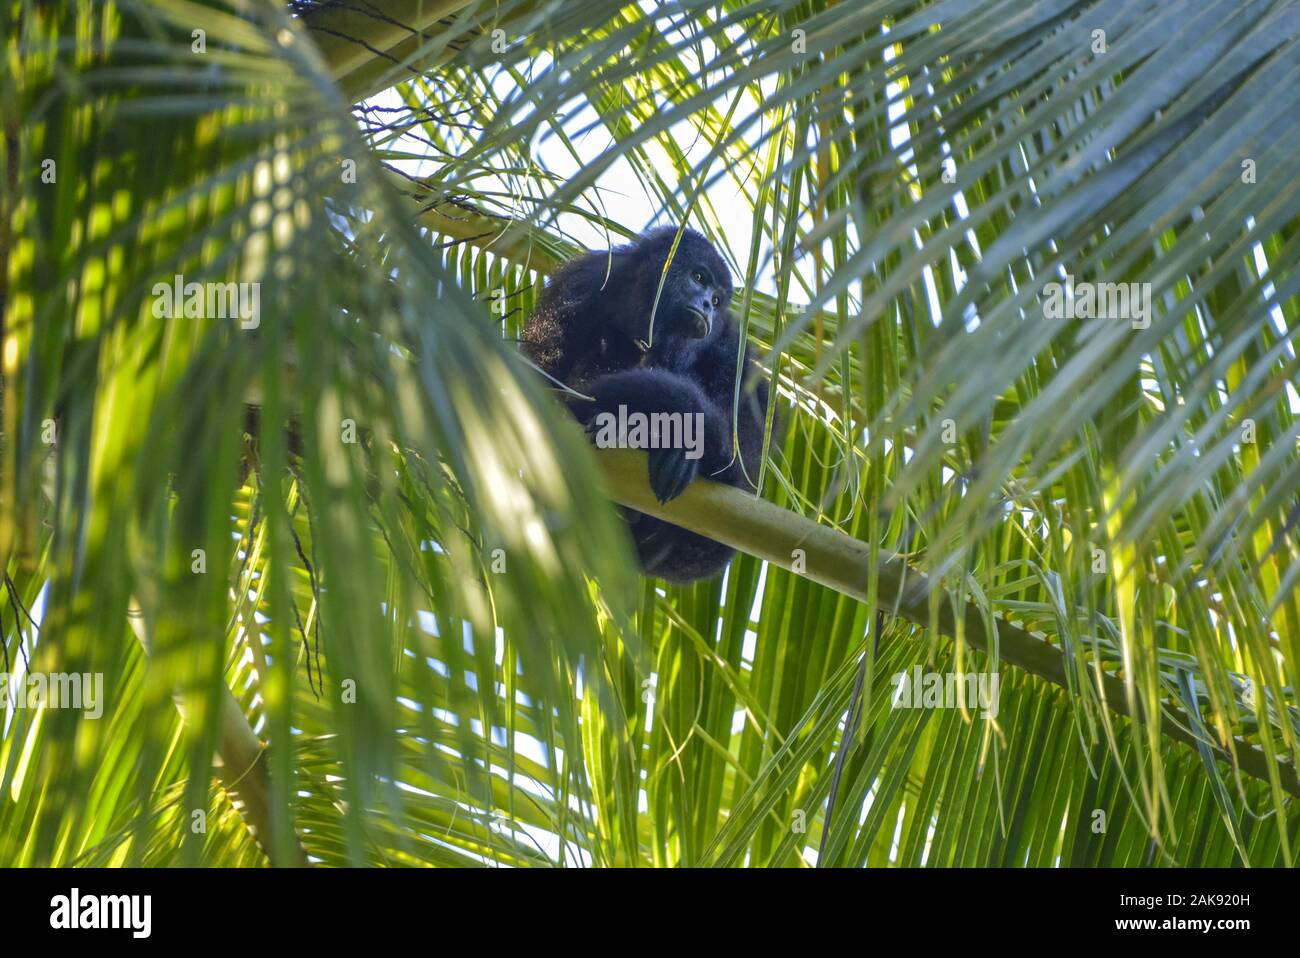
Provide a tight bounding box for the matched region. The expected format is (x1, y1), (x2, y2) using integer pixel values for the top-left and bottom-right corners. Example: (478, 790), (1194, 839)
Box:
(596, 449), (1300, 797)
(127, 600), (309, 866)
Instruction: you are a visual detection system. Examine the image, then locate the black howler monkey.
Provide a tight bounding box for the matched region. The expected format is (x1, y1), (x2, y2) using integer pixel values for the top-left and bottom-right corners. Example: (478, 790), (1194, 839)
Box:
(523, 227), (770, 583)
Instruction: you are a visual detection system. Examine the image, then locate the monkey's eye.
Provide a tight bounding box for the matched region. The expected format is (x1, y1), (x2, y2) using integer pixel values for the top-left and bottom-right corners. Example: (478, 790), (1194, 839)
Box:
(692, 270), (705, 284)
(712, 295), (720, 307)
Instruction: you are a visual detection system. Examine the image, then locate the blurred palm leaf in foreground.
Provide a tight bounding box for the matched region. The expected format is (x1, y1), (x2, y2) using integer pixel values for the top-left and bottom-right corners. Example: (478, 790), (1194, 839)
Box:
(2, 0), (1298, 866)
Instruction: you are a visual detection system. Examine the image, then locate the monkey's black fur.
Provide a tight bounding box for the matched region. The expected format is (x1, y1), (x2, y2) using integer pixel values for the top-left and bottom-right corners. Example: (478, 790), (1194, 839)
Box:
(523, 227), (769, 583)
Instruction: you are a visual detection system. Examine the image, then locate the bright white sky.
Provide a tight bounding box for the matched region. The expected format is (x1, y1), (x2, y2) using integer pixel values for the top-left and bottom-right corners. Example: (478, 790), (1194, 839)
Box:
(370, 25), (812, 303)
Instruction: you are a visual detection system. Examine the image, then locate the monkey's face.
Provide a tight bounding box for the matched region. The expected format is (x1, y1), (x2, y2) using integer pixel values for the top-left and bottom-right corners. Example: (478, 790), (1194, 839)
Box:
(645, 235), (733, 343)
(671, 260), (729, 339)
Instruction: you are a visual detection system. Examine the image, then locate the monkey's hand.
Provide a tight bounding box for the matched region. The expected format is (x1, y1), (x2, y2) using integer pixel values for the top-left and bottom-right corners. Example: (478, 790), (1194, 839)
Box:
(647, 445), (699, 504)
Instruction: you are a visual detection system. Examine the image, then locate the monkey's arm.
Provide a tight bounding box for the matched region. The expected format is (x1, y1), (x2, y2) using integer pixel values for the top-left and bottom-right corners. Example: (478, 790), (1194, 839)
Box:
(574, 367), (733, 504)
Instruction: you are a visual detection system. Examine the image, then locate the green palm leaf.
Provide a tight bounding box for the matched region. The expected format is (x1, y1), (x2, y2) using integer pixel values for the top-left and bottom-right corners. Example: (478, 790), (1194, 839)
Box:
(3, 0), (1297, 867)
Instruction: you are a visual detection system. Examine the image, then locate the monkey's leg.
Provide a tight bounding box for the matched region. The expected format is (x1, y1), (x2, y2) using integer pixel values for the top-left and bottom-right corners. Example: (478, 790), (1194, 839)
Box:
(630, 514), (736, 583)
